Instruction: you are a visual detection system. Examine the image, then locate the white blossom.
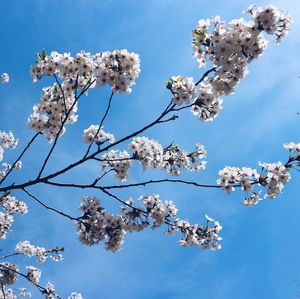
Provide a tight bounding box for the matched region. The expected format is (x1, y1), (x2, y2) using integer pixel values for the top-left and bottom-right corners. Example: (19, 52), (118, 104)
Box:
(253, 5), (292, 43)
(26, 266), (41, 284)
(19, 288), (31, 298)
(83, 125), (115, 145)
(0, 212), (13, 239)
(15, 241), (47, 263)
(0, 73), (9, 84)
(0, 288), (16, 299)
(44, 282), (56, 299)
(243, 192), (263, 207)
(139, 194), (178, 227)
(161, 143), (207, 176)
(259, 161), (291, 199)
(218, 166), (259, 193)
(166, 76), (197, 105)
(0, 131), (18, 161)
(0, 194), (28, 215)
(14, 161), (22, 170)
(284, 142), (300, 160)
(68, 293), (84, 299)
(174, 217), (222, 250)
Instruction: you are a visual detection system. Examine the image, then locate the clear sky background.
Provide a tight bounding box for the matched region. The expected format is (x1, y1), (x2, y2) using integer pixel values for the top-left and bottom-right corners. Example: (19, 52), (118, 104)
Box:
(0, 0), (300, 298)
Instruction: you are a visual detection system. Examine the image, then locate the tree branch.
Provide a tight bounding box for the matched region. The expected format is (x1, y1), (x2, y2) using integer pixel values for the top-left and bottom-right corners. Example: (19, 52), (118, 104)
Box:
(0, 263), (63, 299)
(22, 188), (80, 222)
(36, 78), (95, 179)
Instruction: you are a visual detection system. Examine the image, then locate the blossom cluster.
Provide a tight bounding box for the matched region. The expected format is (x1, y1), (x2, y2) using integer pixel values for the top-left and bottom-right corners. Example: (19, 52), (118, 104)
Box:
(0, 193), (28, 239)
(0, 73), (9, 84)
(19, 288), (32, 298)
(0, 262), (18, 285)
(129, 136), (163, 170)
(28, 83), (78, 142)
(77, 196), (125, 252)
(161, 143), (207, 176)
(139, 194), (178, 227)
(252, 5), (292, 43)
(0, 193), (28, 215)
(83, 125), (115, 145)
(166, 76), (197, 105)
(167, 5), (291, 122)
(218, 166), (259, 193)
(217, 162), (289, 205)
(26, 266), (41, 285)
(128, 137), (207, 176)
(16, 241), (48, 263)
(172, 215), (222, 250)
(77, 195), (222, 252)
(259, 161), (291, 199)
(95, 50), (141, 93)
(120, 198), (149, 233)
(30, 49), (140, 94)
(191, 83), (223, 121)
(0, 131), (18, 162)
(15, 241), (63, 263)
(101, 150), (132, 181)
(44, 282), (56, 299)
(284, 142), (300, 159)
(0, 212), (13, 239)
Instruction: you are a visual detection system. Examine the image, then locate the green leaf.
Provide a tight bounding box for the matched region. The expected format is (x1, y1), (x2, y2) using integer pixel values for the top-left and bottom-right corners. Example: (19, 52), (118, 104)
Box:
(192, 29), (207, 40)
(37, 49), (46, 62)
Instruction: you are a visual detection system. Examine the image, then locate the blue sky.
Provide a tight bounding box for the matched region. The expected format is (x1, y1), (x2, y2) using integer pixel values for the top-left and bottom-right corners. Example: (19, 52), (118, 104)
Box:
(0, 0), (300, 298)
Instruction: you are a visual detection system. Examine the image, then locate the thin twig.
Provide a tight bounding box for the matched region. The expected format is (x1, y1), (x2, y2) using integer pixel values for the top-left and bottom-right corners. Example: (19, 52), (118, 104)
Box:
(195, 67), (217, 86)
(83, 91), (114, 158)
(22, 188), (80, 222)
(172, 103), (194, 112)
(1, 284), (6, 299)
(54, 74), (67, 114)
(0, 252), (20, 260)
(0, 133), (40, 185)
(100, 188), (148, 215)
(102, 179), (222, 189)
